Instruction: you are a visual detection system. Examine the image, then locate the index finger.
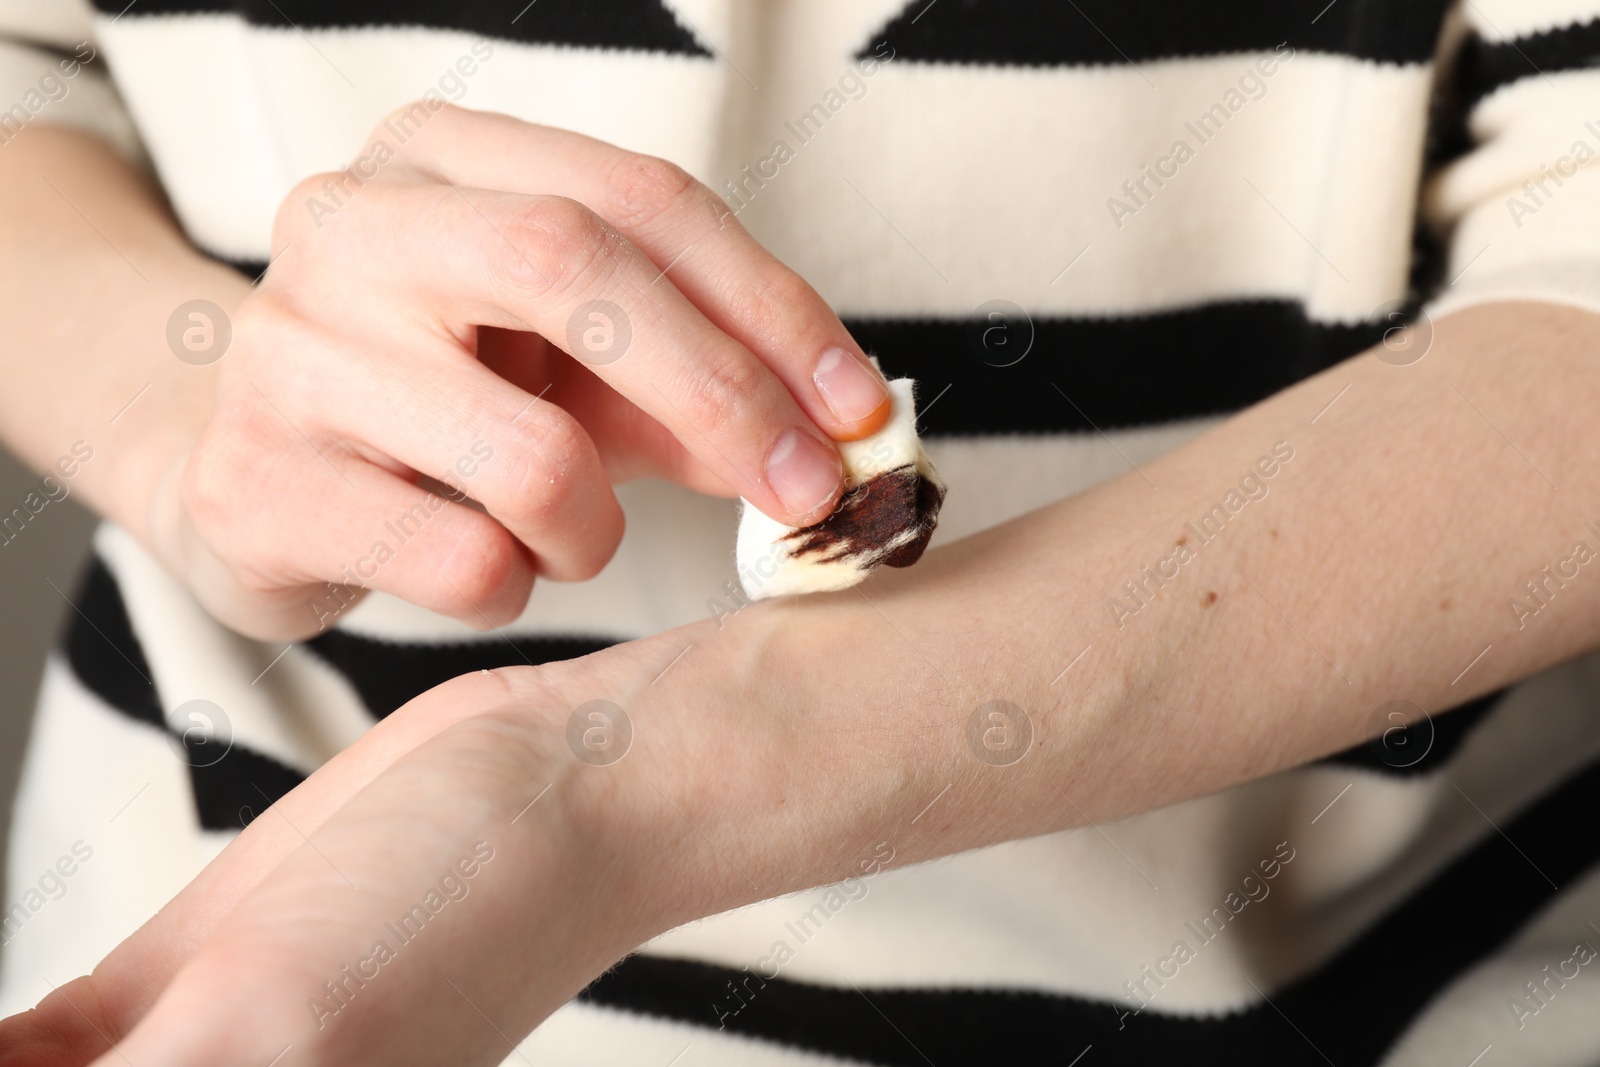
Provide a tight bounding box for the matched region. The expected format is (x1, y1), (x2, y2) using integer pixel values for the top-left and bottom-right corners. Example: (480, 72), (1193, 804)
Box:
(357, 183), (850, 525)
(371, 105), (896, 516)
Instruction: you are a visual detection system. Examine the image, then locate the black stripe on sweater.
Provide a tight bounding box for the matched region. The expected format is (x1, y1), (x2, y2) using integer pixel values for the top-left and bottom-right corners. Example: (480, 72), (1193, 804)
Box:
(582, 744), (1600, 1065)
(853, 305), (1386, 437)
(1317, 689), (1504, 777)
(191, 739), (309, 832)
(1457, 18), (1600, 109)
(304, 628), (618, 720)
(63, 555), (308, 831)
(220, 254), (1390, 438)
(87, 0), (711, 57)
(860, 0), (1452, 68)
(63, 552), (161, 730)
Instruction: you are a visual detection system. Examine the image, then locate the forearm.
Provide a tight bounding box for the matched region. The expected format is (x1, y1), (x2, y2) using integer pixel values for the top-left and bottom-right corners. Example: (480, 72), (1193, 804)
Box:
(0, 126), (246, 541)
(631, 299), (1600, 924)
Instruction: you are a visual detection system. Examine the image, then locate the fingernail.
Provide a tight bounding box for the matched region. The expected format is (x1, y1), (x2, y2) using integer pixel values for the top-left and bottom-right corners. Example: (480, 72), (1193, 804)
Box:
(813, 346), (889, 424)
(766, 428), (842, 521)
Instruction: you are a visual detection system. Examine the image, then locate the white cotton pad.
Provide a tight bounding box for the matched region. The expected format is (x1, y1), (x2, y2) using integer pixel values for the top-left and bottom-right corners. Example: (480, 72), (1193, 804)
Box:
(736, 377), (946, 600)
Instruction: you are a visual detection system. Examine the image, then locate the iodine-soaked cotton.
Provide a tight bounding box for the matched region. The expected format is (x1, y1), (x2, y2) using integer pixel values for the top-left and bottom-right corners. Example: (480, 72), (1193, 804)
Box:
(736, 377), (946, 600)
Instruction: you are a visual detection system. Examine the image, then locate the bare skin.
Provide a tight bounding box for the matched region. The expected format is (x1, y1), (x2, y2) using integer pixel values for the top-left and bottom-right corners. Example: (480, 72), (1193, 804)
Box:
(1, 114), (1598, 1064)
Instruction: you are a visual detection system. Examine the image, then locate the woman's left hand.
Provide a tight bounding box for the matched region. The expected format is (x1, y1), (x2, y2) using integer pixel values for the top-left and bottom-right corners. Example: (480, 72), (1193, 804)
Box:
(0, 628), (814, 1067)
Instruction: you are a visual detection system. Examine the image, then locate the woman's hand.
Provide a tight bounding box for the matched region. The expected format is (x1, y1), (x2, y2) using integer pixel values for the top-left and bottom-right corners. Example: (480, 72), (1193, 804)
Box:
(74, 671), (688, 1066)
(146, 104), (891, 640)
(0, 660), (673, 1066)
(0, 621), (869, 1067)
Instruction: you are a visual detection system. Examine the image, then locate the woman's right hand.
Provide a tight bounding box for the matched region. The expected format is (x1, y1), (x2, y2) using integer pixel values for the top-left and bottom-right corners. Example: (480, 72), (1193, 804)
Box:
(150, 103), (891, 640)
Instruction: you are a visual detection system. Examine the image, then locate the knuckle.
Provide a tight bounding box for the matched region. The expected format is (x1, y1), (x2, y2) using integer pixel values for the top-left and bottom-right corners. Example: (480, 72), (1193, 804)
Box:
(497, 196), (621, 300)
(223, 296), (323, 384)
(182, 415), (266, 535)
(442, 522), (522, 606)
(227, 291), (285, 344)
(566, 514), (622, 581)
(739, 269), (820, 347)
(228, 562), (289, 599)
(503, 417), (585, 524)
(676, 348), (764, 434)
(274, 171), (343, 244)
(379, 98), (452, 136)
(602, 153), (699, 230)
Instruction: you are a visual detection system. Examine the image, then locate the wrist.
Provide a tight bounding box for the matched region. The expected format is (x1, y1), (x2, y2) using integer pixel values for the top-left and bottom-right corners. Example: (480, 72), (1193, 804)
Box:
(74, 269), (241, 549)
(550, 607), (898, 931)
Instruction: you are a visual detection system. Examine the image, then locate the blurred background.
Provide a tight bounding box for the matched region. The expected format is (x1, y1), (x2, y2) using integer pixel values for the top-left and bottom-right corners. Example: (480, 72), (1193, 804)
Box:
(0, 448), (96, 970)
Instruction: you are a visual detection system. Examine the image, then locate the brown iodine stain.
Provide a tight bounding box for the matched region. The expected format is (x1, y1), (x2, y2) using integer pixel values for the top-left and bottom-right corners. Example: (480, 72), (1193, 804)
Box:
(782, 464), (946, 569)
(880, 469), (947, 568)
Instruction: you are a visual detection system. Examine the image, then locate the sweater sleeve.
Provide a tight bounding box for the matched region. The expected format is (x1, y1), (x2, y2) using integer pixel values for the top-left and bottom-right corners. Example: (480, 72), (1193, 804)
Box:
(1426, 0), (1600, 318)
(0, 1), (143, 162)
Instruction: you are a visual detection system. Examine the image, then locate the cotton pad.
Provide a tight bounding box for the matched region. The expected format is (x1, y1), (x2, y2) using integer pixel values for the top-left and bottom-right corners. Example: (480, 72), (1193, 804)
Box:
(736, 377), (946, 600)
